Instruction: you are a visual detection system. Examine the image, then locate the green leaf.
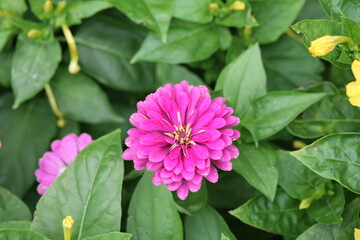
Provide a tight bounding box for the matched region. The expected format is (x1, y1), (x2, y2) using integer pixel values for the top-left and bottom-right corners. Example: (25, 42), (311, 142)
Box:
(342, 17), (360, 45)
(75, 16), (155, 92)
(287, 93), (360, 139)
(290, 133), (360, 194)
(0, 94), (57, 196)
(0, 30), (15, 53)
(215, 43), (266, 117)
(132, 20), (221, 64)
(64, 1), (111, 26)
(306, 184), (345, 224)
(0, 0), (26, 16)
(297, 198), (360, 240)
(320, 0), (360, 25)
(230, 189), (315, 237)
(232, 144), (278, 201)
(11, 35), (61, 108)
(156, 63), (204, 87)
(185, 205), (236, 240)
(262, 35), (323, 91)
(0, 51), (12, 87)
(242, 91), (325, 141)
(0, 229), (49, 239)
(0, 187), (31, 223)
(127, 172), (183, 240)
(0, 221), (30, 230)
(251, 0), (305, 44)
(292, 19), (346, 69)
(276, 150), (328, 200)
(82, 232), (132, 240)
(51, 69), (123, 124)
(31, 130), (124, 240)
(174, 183), (207, 215)
(107, 0), (174, 42)
(174, 0), (212, 23)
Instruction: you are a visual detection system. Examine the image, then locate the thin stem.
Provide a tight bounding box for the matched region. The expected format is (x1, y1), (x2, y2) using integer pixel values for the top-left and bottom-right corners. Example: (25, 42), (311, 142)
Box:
(285, 28), (302, 43)
(44, 83), (66, 127)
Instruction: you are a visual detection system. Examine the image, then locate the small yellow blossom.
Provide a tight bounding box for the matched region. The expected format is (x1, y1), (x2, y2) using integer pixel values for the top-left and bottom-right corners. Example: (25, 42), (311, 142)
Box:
(43, 0), (53, 14)
(352, 59), (360, 82)
(209, 3), (219, 11)
(346, 81), (360, 107)
(355, 228), (360, 240)
(308, 35), (353, 57)
(63, 216), (74, 240)
(299, 196), (314, 209)
(228, 1), (246, 10)
(27, 29), (43, 38)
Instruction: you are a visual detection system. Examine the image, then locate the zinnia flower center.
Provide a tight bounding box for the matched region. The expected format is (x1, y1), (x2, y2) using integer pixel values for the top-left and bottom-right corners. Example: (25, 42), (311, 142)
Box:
(166, 123), (196, 148)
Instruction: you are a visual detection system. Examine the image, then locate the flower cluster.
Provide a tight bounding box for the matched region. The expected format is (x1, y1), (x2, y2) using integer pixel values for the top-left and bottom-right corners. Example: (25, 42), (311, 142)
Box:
(123, 81), (240, 200)
(35, 133), (93, 194)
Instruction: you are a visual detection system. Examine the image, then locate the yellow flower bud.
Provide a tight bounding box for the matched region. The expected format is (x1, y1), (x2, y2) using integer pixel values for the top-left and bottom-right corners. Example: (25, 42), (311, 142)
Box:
(293, 140), (306, 149)
(44, 0), (53, 14)
(228, 1), (245, 10)
(308, 35), (353, 57)
(27, 29), (43, 38)
(352, 59), (360, 82)
(299, 196), (314, 209)
(56, 1), (67, 13)
(355, 228), (360, 240)
(209, 3), (219, 11)
(63, 216), (74, 240)
(346, 81), (360, 107)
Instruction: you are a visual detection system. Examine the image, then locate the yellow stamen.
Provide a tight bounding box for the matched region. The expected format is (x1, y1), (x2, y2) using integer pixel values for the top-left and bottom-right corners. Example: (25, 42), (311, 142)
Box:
(44, 0), (53, 14)
(308, 35), (353, 57)
(63, 216), (74, 240)
(228, 1), (245, 10)
(44, 83), (66, 127)
(209, 3), (219, 11)
(61, 24), (80, 74)
(27, 29), (43, 38)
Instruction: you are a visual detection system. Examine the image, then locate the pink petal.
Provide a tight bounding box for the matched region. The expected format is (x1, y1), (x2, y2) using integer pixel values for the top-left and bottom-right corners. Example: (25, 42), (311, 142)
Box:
(164, 156), (178, 171)
(177, 182), (189, 200)
(205, 165), (218, 183)
(149, 147), (169, 162)
(122, 148), (134, 160)
(39, 152), (66, 175)
(77, 133), (93, 151)
(50, 134), (79, 165)
(206, 139), (225, 150)
(191, 144), (209, 159)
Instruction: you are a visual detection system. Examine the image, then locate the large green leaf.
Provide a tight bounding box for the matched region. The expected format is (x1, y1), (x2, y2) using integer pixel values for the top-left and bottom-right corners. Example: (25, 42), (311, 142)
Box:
(51, 69), (123, 124)
(232, 144), (278, 201)
(107, 0), (174, 42)
(156, 63), (204, 87)
(215, 43), (266, 117)
(297, 198), (360, 240)
(0, 221), (30, 230)
(173, 0), (212, 23)
(131, 20), (221, 64)
(0, 187), (31, 223)
(276, 150), (328, 200)
(127, 172), (183, 240)
(319, 0), (360, 25)
(31, 130), (124, 240)
(287, 92), (360, 138)
(11, 35), (61, 108)
(342, 17), (360, 45)
(291, 133), (360, 194)
(64, 1), (111, 26)
(0, 229), (49, 239)
(174, 183), (207, 215)
(230, 189), (314, 237)
(292, 20), (346, 69)
(242, 91), (325, 141)
(82, 232), (132, 240)
(0, 94), (56, 196)
(75, 16), (155, 92)
(185, 205), (236, 240)
(0, 0), (26, 16)
(251, 0), (305, 44)
(262, 35), (323, 91)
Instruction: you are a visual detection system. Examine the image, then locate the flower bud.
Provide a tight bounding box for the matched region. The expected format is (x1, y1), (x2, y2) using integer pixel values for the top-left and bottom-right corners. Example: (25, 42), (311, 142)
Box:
(308, 35), (353, 57)
(209, 3), (219, 11)
(63, 216), (74, 240)
(27, 29), (43, 38)
(56, 1), (67, 13)
(228, 1), (245, 10)
(44, 0), (53, 14)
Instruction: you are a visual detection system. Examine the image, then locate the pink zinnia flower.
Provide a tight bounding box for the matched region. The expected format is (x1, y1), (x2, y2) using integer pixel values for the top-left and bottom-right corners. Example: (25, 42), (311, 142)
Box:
(123, 81), (240, 200)
(35, 133), (93, 195)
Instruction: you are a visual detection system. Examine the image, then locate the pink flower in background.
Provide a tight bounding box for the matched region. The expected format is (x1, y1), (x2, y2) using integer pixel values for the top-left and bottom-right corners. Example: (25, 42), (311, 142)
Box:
(35, 133), (93, 195)
(123, 81), (240, 200)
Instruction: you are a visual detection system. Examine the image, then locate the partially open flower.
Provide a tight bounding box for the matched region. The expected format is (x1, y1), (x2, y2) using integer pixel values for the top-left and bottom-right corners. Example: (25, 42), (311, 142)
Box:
(123, 81), (240, 200)
(352, 59), (360, 81)
(346, 81), (360, 107)
(308, 35), (353, 57)
(35, 133), (93, 194)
